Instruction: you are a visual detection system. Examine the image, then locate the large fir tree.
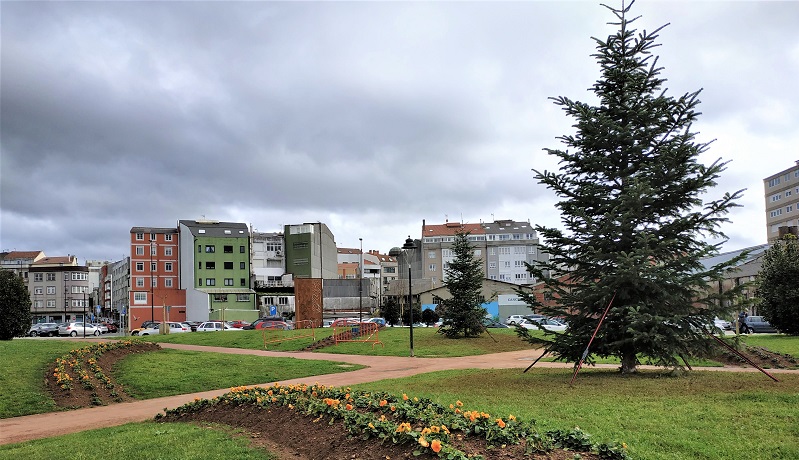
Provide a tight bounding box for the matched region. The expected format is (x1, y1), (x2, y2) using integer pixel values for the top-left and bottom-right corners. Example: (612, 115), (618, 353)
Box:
(754, 234), (799, 335)
(439, 231), (487, 338)
(519, 1), (745, 373)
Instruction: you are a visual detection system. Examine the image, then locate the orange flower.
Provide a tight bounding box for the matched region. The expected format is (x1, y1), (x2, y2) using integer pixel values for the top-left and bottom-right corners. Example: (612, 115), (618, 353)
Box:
(390, 406), (396, 411)
(431, 439), (442, 453)
(456, 400), (463, 407)
(379, 399), (388, 407)
(345, 403), (353, 411)
(403, 393), (409, 400)
(418, 437), (429, 448)
(496, 419), (506, 428)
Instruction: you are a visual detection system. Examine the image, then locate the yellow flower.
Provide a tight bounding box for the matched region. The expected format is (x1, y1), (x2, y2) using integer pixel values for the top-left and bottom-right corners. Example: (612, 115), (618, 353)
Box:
(418, 437), (429, 448)
(368, 423), (375, 429)
(456, 400), (463, 407)
(622, 443), (628, 449)
(508, 415), (516, 421)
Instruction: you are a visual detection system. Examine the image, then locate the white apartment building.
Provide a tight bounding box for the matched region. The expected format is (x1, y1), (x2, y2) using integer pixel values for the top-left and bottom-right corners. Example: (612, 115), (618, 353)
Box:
(421, 219), (548, 286)
(764, 160), (799, 242)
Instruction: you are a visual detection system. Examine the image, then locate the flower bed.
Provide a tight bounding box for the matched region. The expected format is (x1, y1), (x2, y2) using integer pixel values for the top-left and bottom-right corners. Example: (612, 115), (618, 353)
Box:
(48, 340), (161, 408)
(157, 383), (629, 459)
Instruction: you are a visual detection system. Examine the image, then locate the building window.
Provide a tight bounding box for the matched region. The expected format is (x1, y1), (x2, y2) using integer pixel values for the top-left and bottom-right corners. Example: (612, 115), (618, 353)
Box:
(240, 245), (246, 253)
(278, 296), (289, 305)
(34, 300), (43, 308)
(44, 272), (54, 281)
(504, 261), (511, 268)
(788, 205), (794, 213)
(771, 209), (783, 218)
(165, 234), (173, 241)
(72, 272), (87, 281)
(205, 245), (215, 253)
(198, 245), (202, 253)
(34, 273), (43, 282)
(428, 251), (436, 259)
(489, 248), (496, 256)
(34, 287), (43, 295)
(136, 278), (144, 287)
(237, 294), (250, 302)
(151, 262), (157, 272)
(515, 273), (527, 279)
(213, 294), (228, 302)
(136, 262), (144, 271)
(293, 242), (308, 250)
(240, 262), (246, 269)
(151, 277), (157, 288)
(771, 194), (783, 202)
(529, 246), (537, 255)
(205, 262), (215, 269)
(165, 262), (173, 272)
(499, 247), (511, 255)
(47, 300), (56, 308)
(224, 245), (233, 253)
(151, 245), (157, 256)
(206, 278), (216, 286)
(136, 233), (144, 240)
(224, 262), (233, 269)
(165, 247), (173, 256)
(199, 278), (203, 286)
(474, 249), (481, 257)
(134, 292), (147, 304)
(429, 264), (436, 271)
(149, 233), (156, 241)
(47, 286), (56, 294)
(769, 177), (781, 187)
(224, 278), (234, 286)
(136, 246), (144, 255)
(165, 278), (173, 288)
(489, 262), (497, 269)
(240, 278), (246, 286)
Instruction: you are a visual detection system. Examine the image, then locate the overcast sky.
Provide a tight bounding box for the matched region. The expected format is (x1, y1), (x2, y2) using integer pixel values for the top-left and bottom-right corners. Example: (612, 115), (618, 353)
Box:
(2, 1), (797, 264)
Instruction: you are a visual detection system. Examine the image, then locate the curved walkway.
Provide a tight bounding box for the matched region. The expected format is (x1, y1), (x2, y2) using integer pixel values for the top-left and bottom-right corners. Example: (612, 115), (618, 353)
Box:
(0, 344), (793, 446)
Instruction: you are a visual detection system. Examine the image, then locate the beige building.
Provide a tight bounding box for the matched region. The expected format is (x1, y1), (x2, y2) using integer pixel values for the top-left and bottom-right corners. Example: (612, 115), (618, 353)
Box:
(764, 160), (799, 242)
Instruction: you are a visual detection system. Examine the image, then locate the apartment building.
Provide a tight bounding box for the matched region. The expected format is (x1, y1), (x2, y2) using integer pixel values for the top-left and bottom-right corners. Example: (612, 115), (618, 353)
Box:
(250, 230), (286, 287)
(28, 255), (88, 323)
(420, 219), (547, 286)
(0, 250), (45, 287)
(178, 220), (256, 323)
(283, 222), (338, 280)
(102, 257), (130, 324)
(764, 160), (799, 242)
(129, 227), (186, 328)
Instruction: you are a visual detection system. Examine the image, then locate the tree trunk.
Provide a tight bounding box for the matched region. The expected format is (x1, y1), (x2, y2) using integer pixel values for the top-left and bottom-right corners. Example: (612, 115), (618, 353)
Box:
(620, 352), (638, 374)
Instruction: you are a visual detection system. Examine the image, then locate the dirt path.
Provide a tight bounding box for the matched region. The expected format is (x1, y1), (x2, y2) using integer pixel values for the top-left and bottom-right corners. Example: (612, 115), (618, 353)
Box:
(0, 344), (791, 446)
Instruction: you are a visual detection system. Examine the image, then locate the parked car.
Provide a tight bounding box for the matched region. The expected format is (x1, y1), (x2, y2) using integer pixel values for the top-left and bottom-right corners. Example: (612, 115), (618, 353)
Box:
(366, 317), (386, 327)
(713, 317), (732, 331)
(321, 319), (334, 328)
(137, 322), (191, 336)
(740, 316), (777, 333)
(251, 319), (292, 330)
(331, 318), (361, 327)
(131, 322), (160, 336)
(518, 317), (568, 332)
(196, 321), (244, 332)
(185, 321), (202, 332)
(483, 319), (509, 329)
(242, 317), (285, 330)
(58, 322), (101, 337)
(93, 323), (109, 334)
(228, 320), (251, 329)
(505, 315), (526, 325)
(28, 323), (59, 337)
(102, 322), (118, 333)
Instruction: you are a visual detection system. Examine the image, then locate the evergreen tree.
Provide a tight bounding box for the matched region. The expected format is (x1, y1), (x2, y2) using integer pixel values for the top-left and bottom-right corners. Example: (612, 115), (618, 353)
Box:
(755, 234), (799, 335)
(519, 1), (745, 373)
(439, 231), (487, 338)
(0, 269), (32, 340)
(382, 297), (401, 326)
(421, 308), (440, 326)
(401, 302), (422, 327)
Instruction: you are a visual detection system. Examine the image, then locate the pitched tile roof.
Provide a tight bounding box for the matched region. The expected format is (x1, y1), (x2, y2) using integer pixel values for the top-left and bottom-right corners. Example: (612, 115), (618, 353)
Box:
(423, 222), (485, 236)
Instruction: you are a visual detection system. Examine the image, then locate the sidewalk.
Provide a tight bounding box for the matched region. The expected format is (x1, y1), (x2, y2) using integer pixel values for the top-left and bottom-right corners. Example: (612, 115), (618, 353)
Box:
(0, 344), (787, 446)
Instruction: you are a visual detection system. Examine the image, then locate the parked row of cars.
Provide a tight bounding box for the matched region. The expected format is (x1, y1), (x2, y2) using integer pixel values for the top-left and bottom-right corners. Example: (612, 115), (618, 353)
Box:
(28, 321), (119, 337)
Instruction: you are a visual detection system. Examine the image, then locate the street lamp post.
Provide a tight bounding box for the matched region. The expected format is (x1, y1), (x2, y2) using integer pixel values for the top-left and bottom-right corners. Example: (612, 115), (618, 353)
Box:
(82, 290), (86, 338)
(390, 236), (416, 357)
(359, 238), (363, 325)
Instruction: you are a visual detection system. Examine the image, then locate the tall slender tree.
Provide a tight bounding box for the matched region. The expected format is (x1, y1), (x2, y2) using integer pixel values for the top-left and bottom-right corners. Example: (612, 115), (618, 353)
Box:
(0, 269), (32, 340)
(439, 231), (486, 338)
(518, 1), (745, 373)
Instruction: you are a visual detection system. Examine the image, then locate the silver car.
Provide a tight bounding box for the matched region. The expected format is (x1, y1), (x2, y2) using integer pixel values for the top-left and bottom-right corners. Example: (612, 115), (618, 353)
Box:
(58, 322), (101, 337)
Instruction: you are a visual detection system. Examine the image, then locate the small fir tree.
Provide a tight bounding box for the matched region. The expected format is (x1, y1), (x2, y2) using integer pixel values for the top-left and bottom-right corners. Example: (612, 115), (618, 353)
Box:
(439, 231), (487, 338)
(519, 1), (745, 373)
(755, 234), (799, 335)
(382, 297), (401, 326)
(0, 269), (33, 340)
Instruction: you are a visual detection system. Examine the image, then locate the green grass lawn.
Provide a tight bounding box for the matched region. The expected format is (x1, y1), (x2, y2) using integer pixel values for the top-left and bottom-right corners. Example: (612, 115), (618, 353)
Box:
(0, 421), (276, 460)
(142, 326), (533, 356)
(114, 348), (364, 399)
(741, 334), (799, 357)
(0, 340), (93, 418)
